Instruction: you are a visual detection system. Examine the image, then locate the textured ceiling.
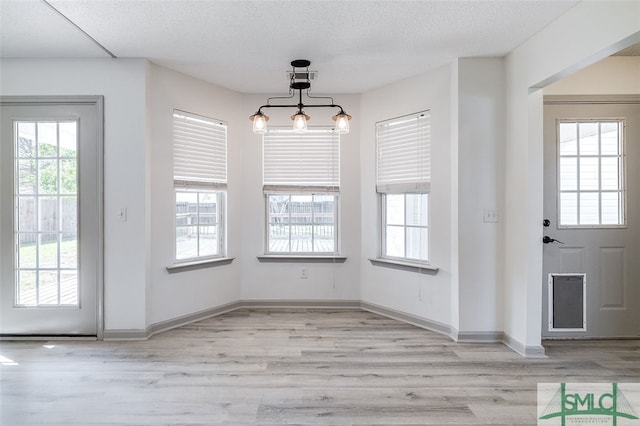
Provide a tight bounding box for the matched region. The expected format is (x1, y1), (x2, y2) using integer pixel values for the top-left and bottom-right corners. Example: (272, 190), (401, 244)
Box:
(1, 0), (583, 94)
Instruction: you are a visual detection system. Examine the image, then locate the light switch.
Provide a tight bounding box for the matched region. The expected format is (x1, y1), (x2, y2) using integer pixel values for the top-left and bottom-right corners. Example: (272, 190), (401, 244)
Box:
(117, 207), (128, 222)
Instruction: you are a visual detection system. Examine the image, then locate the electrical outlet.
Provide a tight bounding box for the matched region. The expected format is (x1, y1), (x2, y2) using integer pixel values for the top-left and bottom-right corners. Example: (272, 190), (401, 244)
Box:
(483, 208), (498, 223)
(300, 267), (308, 279)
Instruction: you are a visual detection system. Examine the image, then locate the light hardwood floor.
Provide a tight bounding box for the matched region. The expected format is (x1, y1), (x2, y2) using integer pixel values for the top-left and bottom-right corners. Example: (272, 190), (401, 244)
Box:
(1, 309), (638, 425)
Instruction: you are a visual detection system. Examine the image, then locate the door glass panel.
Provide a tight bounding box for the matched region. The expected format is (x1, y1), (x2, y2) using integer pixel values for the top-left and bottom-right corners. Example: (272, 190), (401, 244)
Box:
(579, 192), (599, 225)
(578, 122), (599, 155)
(601, 192), (621, 225)
(579, 157), (599, 190)
(600, 122), (619, 155)
(559, 122), (577, 155)
(559, 157), (577, 190)
(37, 122), (57, 157)
(559, 192), (578, 225)
(15, 120), (79, 307)
(38, 160), (58, 194)
(601, 157), (619, 190)
(558, 120), (624, 227)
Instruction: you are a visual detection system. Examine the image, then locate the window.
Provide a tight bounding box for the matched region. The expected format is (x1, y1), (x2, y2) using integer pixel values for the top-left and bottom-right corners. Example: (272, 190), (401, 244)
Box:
(376, 111), (430, 263)
(173, 110), (227, 261)
(14, 120), (79, 305)
(263, 129), (339, 254)
(558, 120), (624, 227)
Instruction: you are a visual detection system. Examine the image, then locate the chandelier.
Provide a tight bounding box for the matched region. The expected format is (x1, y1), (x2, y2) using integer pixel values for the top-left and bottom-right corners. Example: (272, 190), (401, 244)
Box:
(249, 59), (352, 134)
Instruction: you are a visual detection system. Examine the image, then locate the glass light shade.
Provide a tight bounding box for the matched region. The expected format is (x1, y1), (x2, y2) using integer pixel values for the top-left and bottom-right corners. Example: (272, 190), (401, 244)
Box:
(250, 112), (269, 134)
(332, 111), (352, 134)
(291, 112), (309, 133)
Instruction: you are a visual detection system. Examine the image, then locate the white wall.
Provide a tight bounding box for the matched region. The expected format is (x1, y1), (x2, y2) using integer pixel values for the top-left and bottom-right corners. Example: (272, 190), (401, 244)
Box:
(0, 58), (149, 331)
(146, 63), (243, 325)
(360, 65), (452, 327)
(4, 1), (635, 348)
(545, 57), (640, 95)
(239, 95), (362, 302)
(455, 58), (505, 335)
(503, 1), (640, 352)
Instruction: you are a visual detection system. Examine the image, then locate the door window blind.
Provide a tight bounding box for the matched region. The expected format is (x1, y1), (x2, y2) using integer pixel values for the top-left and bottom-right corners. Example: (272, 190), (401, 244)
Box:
(263, 128), (340, 192)
(173, 110), (227, 189)
(376, 111), (430, 193)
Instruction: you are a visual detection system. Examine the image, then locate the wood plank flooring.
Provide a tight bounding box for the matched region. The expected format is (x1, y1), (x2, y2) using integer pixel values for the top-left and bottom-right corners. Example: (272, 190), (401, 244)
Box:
(1, 309), (639, 425)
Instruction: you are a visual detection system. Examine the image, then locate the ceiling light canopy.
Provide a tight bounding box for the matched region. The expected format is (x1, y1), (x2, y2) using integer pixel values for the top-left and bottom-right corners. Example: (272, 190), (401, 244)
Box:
(249, 59), (352, 134)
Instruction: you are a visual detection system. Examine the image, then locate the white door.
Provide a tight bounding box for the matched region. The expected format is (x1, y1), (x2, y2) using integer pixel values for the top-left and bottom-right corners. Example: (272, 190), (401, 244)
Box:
(543, 97), (640, 338)
(0, 97), (103, 336)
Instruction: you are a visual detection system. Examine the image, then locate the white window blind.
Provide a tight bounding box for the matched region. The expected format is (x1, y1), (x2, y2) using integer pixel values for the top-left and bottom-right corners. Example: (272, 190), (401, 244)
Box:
(173, 110), (227, 189)
(263, 128), (340, 192)
(376, 111), (431, 193)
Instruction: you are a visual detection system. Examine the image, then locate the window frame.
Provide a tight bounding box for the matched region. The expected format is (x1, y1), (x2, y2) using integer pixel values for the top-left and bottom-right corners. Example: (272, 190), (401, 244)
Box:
(375, 111), (431, 265)
(172, 110), (228, 263)
(556, 118), (626, 229)
(262, 127), (341, 256)
(174, 188), (226, 262)
(379, 192), (429, 264)
(264, 192), (339, 255)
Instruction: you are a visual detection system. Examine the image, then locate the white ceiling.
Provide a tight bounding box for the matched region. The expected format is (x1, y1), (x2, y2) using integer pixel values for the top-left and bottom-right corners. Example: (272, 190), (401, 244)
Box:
(1, 0), (582, 94)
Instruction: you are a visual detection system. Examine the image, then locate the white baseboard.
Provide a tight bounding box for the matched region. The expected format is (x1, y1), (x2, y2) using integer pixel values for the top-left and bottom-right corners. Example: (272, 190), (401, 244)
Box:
(103, 299), (545, 358)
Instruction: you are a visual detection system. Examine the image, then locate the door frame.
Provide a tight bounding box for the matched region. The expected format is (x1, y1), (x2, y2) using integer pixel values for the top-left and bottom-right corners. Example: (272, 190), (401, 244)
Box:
(0, 96), (104, 339)
(542, 94), (640, 339)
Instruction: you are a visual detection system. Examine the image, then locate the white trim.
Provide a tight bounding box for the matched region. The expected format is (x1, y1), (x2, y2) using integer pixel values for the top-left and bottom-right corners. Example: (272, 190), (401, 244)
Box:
(502, 332), (547, 358)
(166, 256), (235, 273)
(98, 300), (539, 358)
(368, 257), (437, 274)
(360, 301), (450, 335)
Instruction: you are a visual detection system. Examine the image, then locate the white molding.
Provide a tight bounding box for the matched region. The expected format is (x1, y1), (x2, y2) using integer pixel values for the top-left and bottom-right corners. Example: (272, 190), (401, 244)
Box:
(102, 329), (149, 341)
(256, 256), (347, 263)
(166, 257), (235, 273)
(455, 331), (504, 343)
(146, 301), (242, 338)
(368, 258), (438, 275)
(102, 300), (544, 359)
(544, 94), (640, 105)
(502, 332), (547, 358)
(241, 299), (360, 309)
(360, 301), (450, 336)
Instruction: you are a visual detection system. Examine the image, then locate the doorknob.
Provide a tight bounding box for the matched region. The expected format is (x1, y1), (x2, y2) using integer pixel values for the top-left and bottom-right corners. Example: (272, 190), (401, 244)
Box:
(543, 236), (564, 244)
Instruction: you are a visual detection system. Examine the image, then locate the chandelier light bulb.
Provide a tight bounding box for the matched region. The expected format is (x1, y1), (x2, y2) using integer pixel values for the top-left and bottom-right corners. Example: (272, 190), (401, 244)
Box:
(292, 112), (309, 133)
(250, 111), (269, 134)
(336, 115), (349, 133)
(332, 111), (352, 134)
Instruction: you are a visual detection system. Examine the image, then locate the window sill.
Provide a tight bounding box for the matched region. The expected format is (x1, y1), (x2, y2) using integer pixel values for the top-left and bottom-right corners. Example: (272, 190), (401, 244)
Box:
(166, 257), (235, 273)
(368, 258), (438, 275)
(257, 255), (347, 263)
